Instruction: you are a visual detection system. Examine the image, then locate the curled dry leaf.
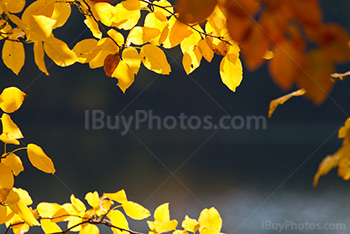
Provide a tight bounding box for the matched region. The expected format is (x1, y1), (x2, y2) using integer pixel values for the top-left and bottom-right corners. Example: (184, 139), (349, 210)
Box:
(104, 53), (120, 77)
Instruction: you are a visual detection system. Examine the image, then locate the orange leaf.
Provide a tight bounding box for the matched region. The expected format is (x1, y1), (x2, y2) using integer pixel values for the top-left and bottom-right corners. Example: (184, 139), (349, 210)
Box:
(177, 0), (217, 24)
(104, 53), (120, 77)
(268, 89), (305, 118)
(287, 0), (322, 26)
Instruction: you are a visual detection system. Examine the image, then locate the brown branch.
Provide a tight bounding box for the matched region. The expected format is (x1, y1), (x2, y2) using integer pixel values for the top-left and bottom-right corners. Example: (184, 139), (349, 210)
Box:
(331, 71), (350, 82)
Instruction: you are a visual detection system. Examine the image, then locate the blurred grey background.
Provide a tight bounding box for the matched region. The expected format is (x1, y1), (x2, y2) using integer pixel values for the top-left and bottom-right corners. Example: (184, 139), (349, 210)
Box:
(1, 0), (350, 233)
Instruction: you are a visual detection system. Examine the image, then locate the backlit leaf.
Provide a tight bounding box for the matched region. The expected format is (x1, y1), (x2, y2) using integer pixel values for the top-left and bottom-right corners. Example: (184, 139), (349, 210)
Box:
(219, 53), (242, 92)
(107, 209), (129, 232)
(0, 87), (26, 113)
(84, 16), (102, 39)
(34, 41), (49, 75)
(140, 44), (171, 74)
(27, 143), (55, 174)
(104, 189), (128, 203)
(2, 40), (25, 75)
(89, 38), (119, 69)
(128, 27), (161, 45)
(41, 219), (62, 233)
(73, 39), (98, 64)
(122, 201), (150, 220)
(85, 191), (100, 209)
(1, 0), (25, 13)
(182, 215), (199, 233)
(198, 38), (214, 63)
(2, 153), (24, 176)
(111, 2), (140, 30)
(104, 53), (120, 77)
(79, 224), (99, 234)
(198, 207), (222, 232)
(70, 194), (86, 213)
(0, 164), (14, 190)
(163, 17), (193, 49)
(1, 113), (24, 140)
(268, 89), (306, 118)
(112, 60), (134, 93)
(44, 37), (77, 67)
(122, 47), (141, 75)
(154, 203), (170, 222)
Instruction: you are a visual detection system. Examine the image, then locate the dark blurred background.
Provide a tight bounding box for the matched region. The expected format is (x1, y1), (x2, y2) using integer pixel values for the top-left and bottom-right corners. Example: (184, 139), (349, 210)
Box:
(2, 0), (350, 233)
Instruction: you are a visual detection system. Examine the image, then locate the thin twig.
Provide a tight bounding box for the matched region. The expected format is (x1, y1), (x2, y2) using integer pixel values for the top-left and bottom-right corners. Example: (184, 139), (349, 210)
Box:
(331, 71), (350, 82)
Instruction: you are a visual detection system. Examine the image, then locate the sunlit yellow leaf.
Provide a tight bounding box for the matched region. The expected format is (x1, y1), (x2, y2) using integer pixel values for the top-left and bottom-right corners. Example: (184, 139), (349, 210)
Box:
(89, 38), (119, 69)
(111, 2), (140, 30)
(1, 0), (25, 13)
(144, 11), (167, 45)
(107, 29), (124, 47)
(6, 190), (39, 226)
(2, 40), (25, 75)
(123, 0), (141, 10)
(198, 207), (222, 232)
(0, 87), (26, 113)
(27, 143), (55, 174)
(182, 47), (202, 75)
(122, 201), (150, 220)
(140, 44), (171, 74)
(34, 41), (49, 75)
(37, 202), (69, 222)
(111, 60), (134, 93)
(163, 17), (193, 49)
(148, 220), (178, 233)
(0, 205), (7, 225)
(128, 27), (161, 45)
(153, 0), (173, 17)
(198, 38), (214, 63)
(41, 219), (62, 233)
(70, 194), (86, 213)
(80, 224), (99, 234)
(107, 209), (129, 232)
(268, 89), (306, 118)
(85, 191), (100, 209)
(72, 39), (98, 64)
(0, 134), (19, 145)
(67, 216), (83, 232)
(1, 114), (23, 140)
(182, 215), (199, 233)
(29, 15), (56, 40)
(93, 2), (114, 27)
(122, 47), (141, 75)
(154, 203), (170, 222)
(84, 16), (102, 39)
(14, 188), (32, 206)
(2, 153), (24, 176)
(180, 26), (202, 53)
(219, 53), (243, 92)
(44, 36), (77, 67)
(104, 189), (128, 203)
(0, 164), (14, 190)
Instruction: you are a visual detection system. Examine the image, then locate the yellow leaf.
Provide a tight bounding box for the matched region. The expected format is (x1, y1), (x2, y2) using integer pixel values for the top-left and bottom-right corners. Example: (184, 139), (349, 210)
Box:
(163, 17), (193, 49)
(37, 202), (69, 221)
(2, 153), (24, 176)
(0, 205), (7, 225)
(263, 50), (274, 60)
(107, 29), (124, 47)
(85, 191), (100, 209)
(2, 40), (25, 75)
(104, 189), (128, 203)
(200, 227), (220, 234)
(27, 143), (55, 174)
(144, 12), (168, 45)
(124, 0), (141, 11)
(122, 47), (141, 75)
(268, 89), (306, 118)
(80, 224), (99, 234)
(111, 2), (140, 30)
(1, 113), (23, 140)
(198, 38), (214, 63)
(29, 15), (56, 40)
(180, 25), (202, 53)
(84, 16), (102, 39)
(111, 60), (134, 93)
(1, 0), (25, 13)
(122, 201), (150, 220)
(93, 2), (114, 27)
(153, 0), (174, 17)
(0, 87), (26, 113)
(182, 46), (202, 75)
(34, 41), (49, 75)
(219, 53), (243, 92)
(89, 38), (119, 69)
(313, 153), (341, 187)
(182, 215), (199, 233)
(198, 207), (222, 232)
(148, 220), (178, 233)
(0, 134), (19, 145)
(128, 27), (160, 45)
(339, 118), (350, 139)
(41, 219), (62, 233)
(6, 190), (40, 226)
(154, 203), (170, 222)
(70, 194), (86, 213)
(72, 39), (98, 64)
(0, 164), (14, 190)
(140, 44), (171, 74)
(107, 210), (129, 232)
(44, 37), (77, 67)
(13, 188), (32, 206)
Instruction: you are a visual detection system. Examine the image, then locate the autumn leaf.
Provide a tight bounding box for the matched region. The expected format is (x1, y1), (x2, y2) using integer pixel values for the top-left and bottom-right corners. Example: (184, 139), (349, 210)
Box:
(147, 203), (178, 233)
(268, 89), (306, 118)
(1, 153), (24, 176)
(140, 44), (171, 74)
(27, 143), (55, 174)
(122, 201), (150, 220)
(198, 207), (222, 232)
(0, 87), (26, 113)
(219, 53), (243, 92)
(182, 215), (199, 233)
(104, 53), (120, 77)
(111, 60), (134, 93)
(2, 40), (25, 75)
(177, 0), (217, 24)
